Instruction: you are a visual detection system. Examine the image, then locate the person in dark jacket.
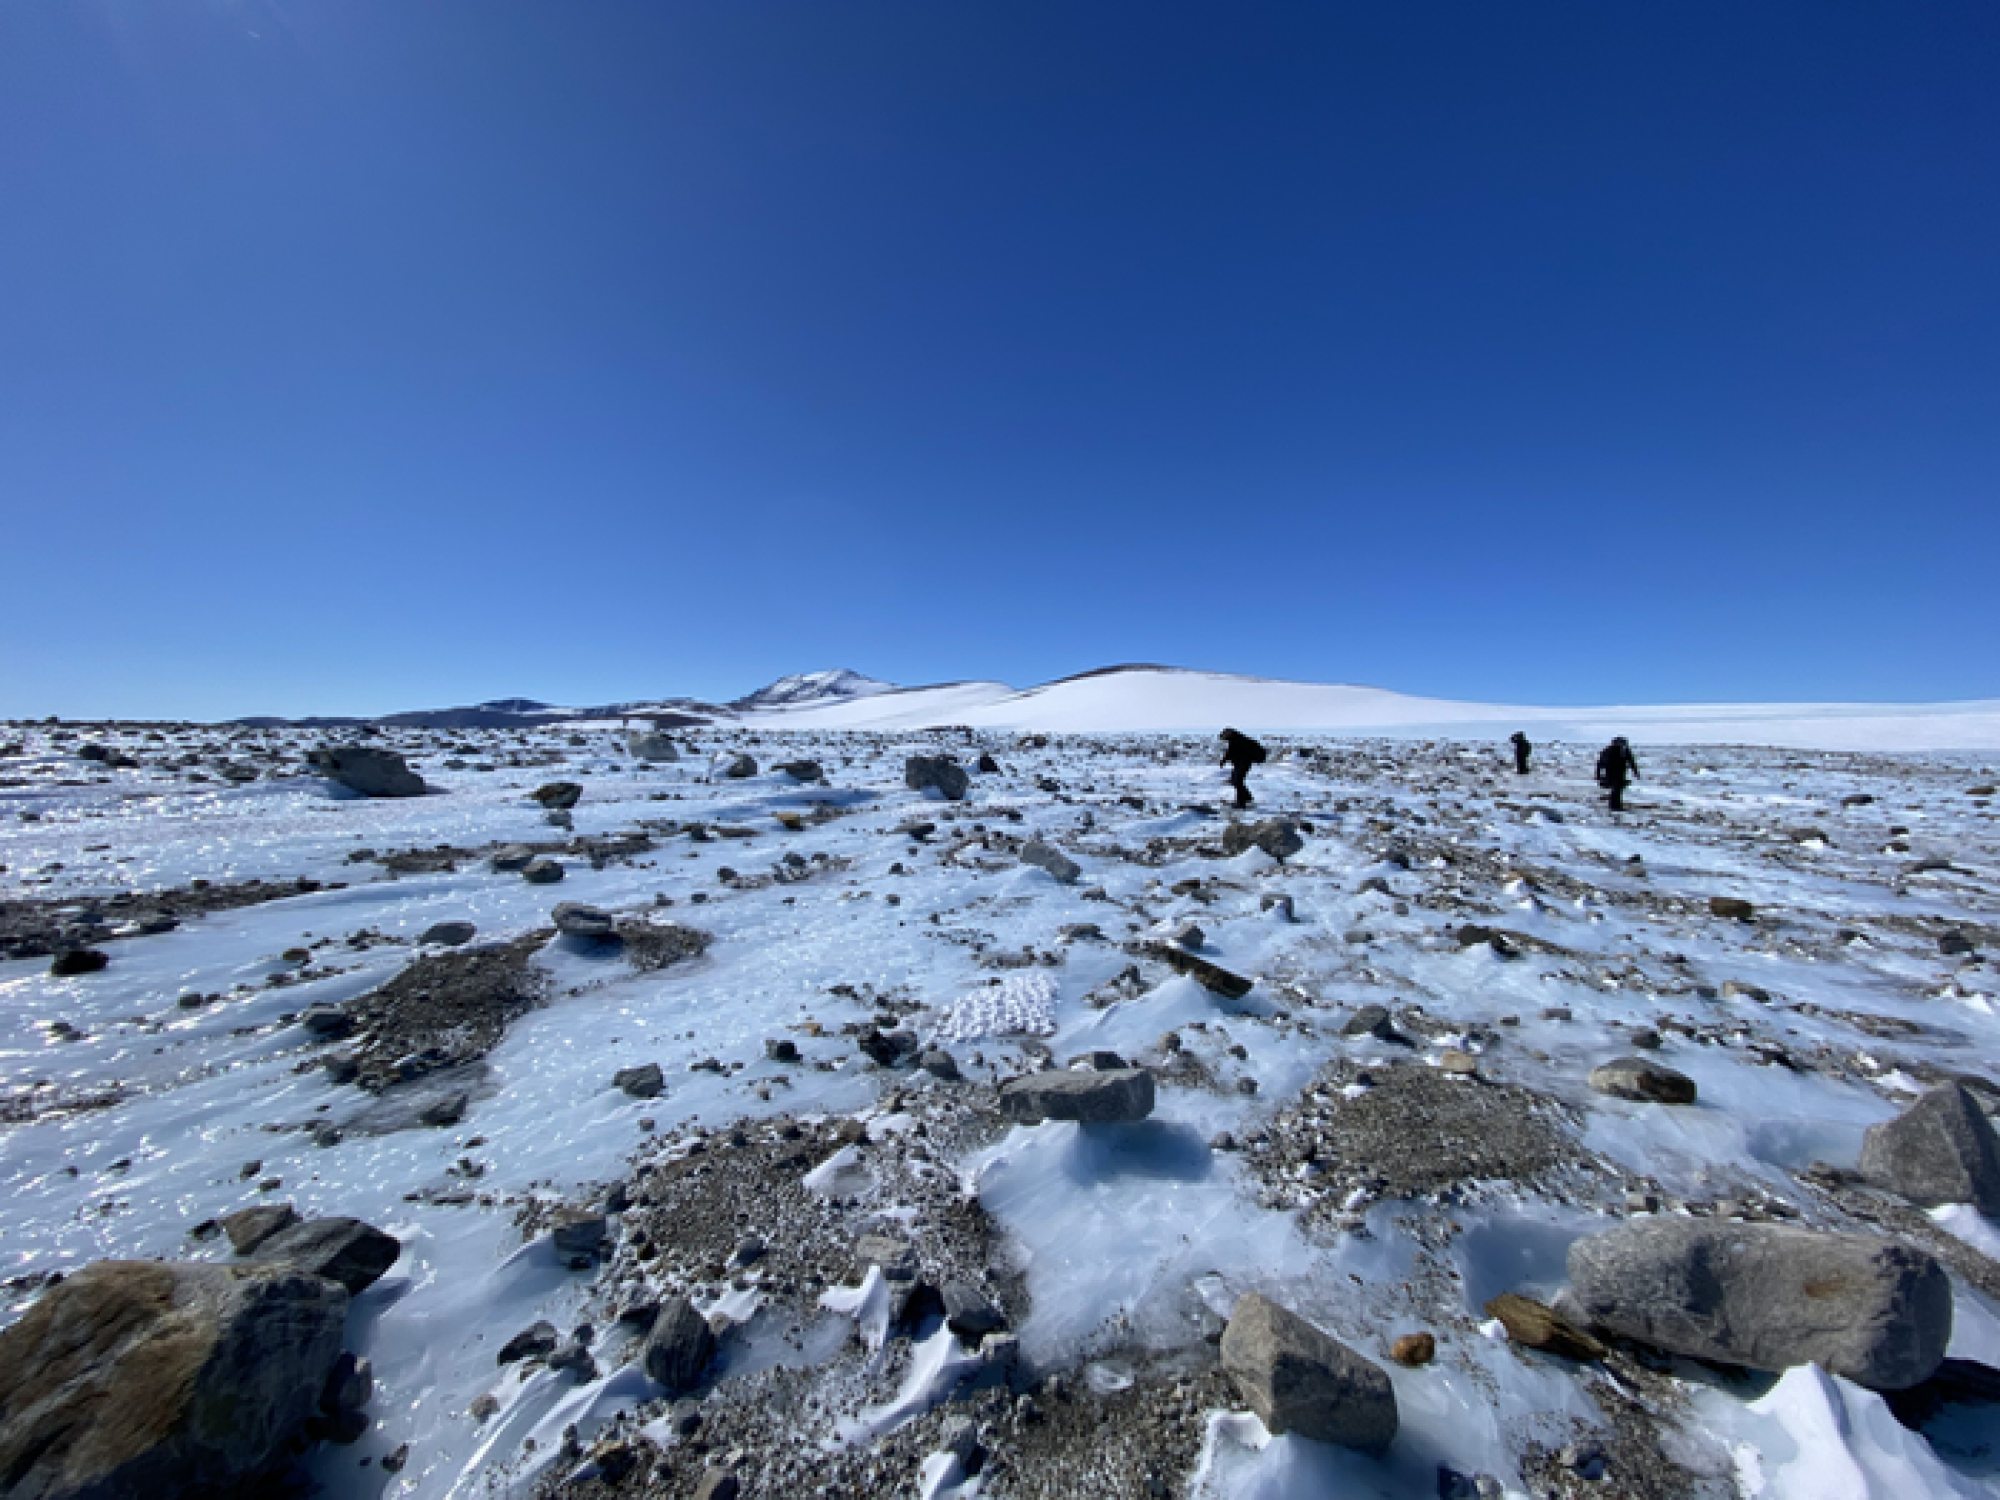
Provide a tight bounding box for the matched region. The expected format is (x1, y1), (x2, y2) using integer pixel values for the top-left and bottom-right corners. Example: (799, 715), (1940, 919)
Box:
(1595, 736), (1639, 812)
(1219, 728), (1266, 809)
(1510, 731), (1533, 775)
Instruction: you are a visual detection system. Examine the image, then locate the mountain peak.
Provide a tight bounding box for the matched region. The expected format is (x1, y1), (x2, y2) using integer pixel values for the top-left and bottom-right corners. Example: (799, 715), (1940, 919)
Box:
(731, 669), (895, 710)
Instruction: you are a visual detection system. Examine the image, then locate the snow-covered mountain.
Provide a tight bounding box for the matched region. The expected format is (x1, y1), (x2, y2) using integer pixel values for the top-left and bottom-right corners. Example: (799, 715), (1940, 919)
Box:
(730, 668), (895, 710)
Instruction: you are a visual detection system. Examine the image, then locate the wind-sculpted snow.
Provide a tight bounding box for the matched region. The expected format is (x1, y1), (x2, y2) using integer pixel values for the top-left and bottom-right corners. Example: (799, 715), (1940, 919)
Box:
(2, 720), (1998, 1497)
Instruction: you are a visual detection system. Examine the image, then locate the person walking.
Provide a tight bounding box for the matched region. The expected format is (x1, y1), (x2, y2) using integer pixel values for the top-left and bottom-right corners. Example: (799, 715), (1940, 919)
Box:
(1595, 735), (1639, 812)
(1510, 731), (1533, 775)
(1218, 728), (1266, 809)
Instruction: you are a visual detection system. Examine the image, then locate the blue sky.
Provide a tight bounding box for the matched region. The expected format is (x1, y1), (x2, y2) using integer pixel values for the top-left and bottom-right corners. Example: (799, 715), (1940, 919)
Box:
(2, 2), (1995, 720)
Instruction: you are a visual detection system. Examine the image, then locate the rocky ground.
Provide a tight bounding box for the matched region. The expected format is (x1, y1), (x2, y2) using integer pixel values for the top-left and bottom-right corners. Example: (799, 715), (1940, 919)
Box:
(1, 721), (1998, 1498)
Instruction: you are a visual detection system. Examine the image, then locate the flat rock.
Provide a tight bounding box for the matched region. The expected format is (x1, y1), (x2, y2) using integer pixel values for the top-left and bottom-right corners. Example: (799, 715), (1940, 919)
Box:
(1589, 1056), (1697, 1105)
(999, 1067), (1155, 1125)
(552, 902), (617, 939)
(0, 1260), (348, 1500)
(1858, 1083), (2000, 1216)
(1218, 1291), (1398, 1453)
(1566, 1218), (1952, 1390)
(1152, 943), (1254, 999)
(307, 746), (427, 798)
(420, 920), (478, 946)
(615, 1063), (665, 1099)
(248, 1216), (402, 1295)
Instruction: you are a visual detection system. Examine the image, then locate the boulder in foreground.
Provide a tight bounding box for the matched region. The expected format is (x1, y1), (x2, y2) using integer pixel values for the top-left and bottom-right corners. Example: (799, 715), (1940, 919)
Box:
(1219, 1291), (1398, 1453)
(905, 755), (969, 801)
(307, 746), (426, 798)
(1858, 1083), (2000, 1216)
(0, 1260), (348, 1500)
(999, 1067), (1154, 1125)
(248, 1217), (401, 1296)
(1566, 1218), (1951, 1390)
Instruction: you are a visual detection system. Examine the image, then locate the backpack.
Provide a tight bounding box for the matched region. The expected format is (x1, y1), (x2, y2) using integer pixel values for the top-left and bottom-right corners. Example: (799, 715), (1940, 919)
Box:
(1244, 736), (1268, 765)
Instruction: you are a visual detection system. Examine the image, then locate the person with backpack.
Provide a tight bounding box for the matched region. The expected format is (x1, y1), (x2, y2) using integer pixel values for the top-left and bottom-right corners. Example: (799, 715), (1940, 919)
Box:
(1510, 731), (1533, 775)
(1219, 728), (1266, 809)
(1595, 735), (1640, 812)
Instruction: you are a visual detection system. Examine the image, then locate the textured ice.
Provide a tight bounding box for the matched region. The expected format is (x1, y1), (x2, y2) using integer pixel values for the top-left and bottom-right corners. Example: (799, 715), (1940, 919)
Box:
(931, 972), (1060, 1040)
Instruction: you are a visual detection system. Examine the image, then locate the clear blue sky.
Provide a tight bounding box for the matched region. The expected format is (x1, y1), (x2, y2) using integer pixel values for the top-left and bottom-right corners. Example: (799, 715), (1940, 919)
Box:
(2, 2), (1995, 720)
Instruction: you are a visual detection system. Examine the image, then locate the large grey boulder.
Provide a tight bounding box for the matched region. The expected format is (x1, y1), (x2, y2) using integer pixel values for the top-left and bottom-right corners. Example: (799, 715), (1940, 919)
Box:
(999, 1067), (1154, 1125)
(307, 746), (426, 798)
(248, 1216), (401, 1296)
(643, 1296), (715, 1395)
(1222, 818), (1305, 861)
(626, 731), (680, 763)
(1018, 838), (1081, 884)
(1566, 1219), (1952, 1390)
(1588, 1056), (1697, 1105)
(0, 1260), (348, 1500)
(1858, 1083), (2000, 1215)
(905, 756), (969, 801)
(1219, 1292), (1398, 1453)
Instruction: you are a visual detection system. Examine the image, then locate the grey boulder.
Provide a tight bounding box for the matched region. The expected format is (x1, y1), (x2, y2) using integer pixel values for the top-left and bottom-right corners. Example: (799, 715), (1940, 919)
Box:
(719, 754), (758, 779)
(0, 1260), (348, 1500)
(627, 731), (681, 762)
(552, 902), (617, 940)
(1566, 1218), (1952, 1390)
(420, 920), (477, 946)
(999, 1067), (1154, 1125)
(307, 746), (426, 798)
(905, 755), (969, 801)
(1222, 818), (1305, 861)
(521, 857), (565, 884)
(1858, 1083), (2000, 1216)
(1219, 1291), (1398, 1453)
(615, 1062), (665, 1099)
(643, 1296), (715, 1395)
(1019, 837), (1081, 884)
(221, 1202), (299, 1255)
(531, 781), (582, 810)
(248, 1216), (402, 1295)
(1589, 1056), (1697, 1105)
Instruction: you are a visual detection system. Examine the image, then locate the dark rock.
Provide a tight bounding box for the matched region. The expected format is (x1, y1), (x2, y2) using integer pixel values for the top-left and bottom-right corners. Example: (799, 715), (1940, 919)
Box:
(1589, 1056), (1697, 1105)
(857, 1028), (919, 1068)
(532, 782), (583, 810)
(420, 920), (477, 946)
(643, 1297), (715, 1394)
(1221, 818), (1305, 861)
(498, 1320), (559, 1365)
(551, 1211), (608, 1258)
(49, 948), (109, 977)
(918, 1048), (961, 1081)
(248, 1217), (401, 1295)
(615, 1063), (665, 1098)
(1218, 1291), (1398, 1453)
(0, 1260), (348, 1500)
(1341, 1005), (1405, 1043)
(1152, 943), (1254, 999)
(999, 1067), (1154, 1125)
(943, 1280), (1005, 1339)
(720, 754), (758, 779)
(298, 1004), (354, 1039)
(419, 1091), (469, 1128)
(221, 1202), (299, 1255)
(775, 760), (824, 783)
(490, 844), (537, 872)
(1858, 1083), (2000, 1215)
(307, 746), (427, 798)
(1940, 930), (1977, 957)
(976, 753), (1001, 774)
(1708, 896), (1756, 922)
(552, 902), (617, 940)
(1566, 1218), (1952, 1390)
(905, 756), (970, 801)
(764, 1038), (801, 1064)
(521, 857), (565, 884)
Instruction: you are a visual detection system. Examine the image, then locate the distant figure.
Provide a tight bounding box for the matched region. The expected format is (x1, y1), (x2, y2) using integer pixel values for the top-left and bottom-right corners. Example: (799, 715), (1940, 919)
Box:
(1596, 735), (1640, 812)
(1219, 728), (1267, 809)
(1510, 731), (1533, 775)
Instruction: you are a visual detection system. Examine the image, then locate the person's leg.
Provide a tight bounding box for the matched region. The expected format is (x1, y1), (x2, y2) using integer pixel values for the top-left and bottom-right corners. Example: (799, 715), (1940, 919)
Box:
(1231, 767), (1252, 807)
(1609, 784), (1624, 812)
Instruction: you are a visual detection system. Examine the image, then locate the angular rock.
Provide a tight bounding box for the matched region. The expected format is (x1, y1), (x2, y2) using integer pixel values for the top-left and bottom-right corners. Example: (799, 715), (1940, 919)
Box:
(1589, 1056), (1697, 1105)
(221, 1202), (299, 1255)
(999, 1067), (1154, 1125)
(521, 857), (565, 884)
(904, 755), (969, 801)
(248, 1216), (402, 1295)
(1708, 896), (1756, 922)
(775, 760), (824, 783)
(420, 920), (477, 946)
(552, 902), (617, 940)
(1218, 1291), (1398, 1453)
(943, 1280), (1005, 1339)
(50, 948), (109, 977)
(719, 754), (758, 780)
(498, 1320), (559, 1365)
(551, 1211), (608, 1258)
(1153, 943), (1254, 999)
(490, 844), (537, 872)
(298, 1004), (354, 1039)
(918, 1047), (961, 1081)
(418, 1091), (469, 1128)
(1484, 1292), (1606, 1361)
(1221, 818), (1305, 861)
(643, 1296), (715, 1394)
(627, 732), (680, 762)
(1018, 838), (1081, 884)
(1566, 1218), (1952, 1390)
(0, 1260), (348, 1500)
(1858, 1083), (2000, 1216)
(855, 1234), (918, 1282)
(532, 781), (582, 810)
(307, 746), (427, 798)
(615, 1062), (665, 1099)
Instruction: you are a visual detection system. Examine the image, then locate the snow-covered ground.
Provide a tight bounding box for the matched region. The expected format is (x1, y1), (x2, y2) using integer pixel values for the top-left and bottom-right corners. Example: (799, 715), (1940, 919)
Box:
(3, 716), (1998, 1498)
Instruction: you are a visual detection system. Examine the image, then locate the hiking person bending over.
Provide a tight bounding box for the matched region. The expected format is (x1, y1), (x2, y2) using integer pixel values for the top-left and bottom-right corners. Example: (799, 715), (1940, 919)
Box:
(1595, 735), (1639, 812)
(1510, 731), (1533, 775)
(1219, 728), (1266, 809)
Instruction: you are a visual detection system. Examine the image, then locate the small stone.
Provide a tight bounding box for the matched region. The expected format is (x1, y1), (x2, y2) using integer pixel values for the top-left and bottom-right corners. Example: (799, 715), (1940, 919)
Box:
(521, 857), (564, 884)
(498, 1321), (559, 1365)
(1390, 1331), (1436, 1366)
(1589, 1056), (1697, 1105)
(552, 902), (616, 939)
(1484, 1292), (1606, 1361)
(469, 1393), (500, 1422)
(692, 1469), (739, 1500)
(531, 782), (582, 810)
(50, 949), (109, 977)
(1019, 838), (1081, 884)
(918, 1048), (961, 1081)
(1708, 896), (1756, 922)
(615, 1063), (665, 1099)
(381, 1442), (409, 1474)
(1438, 1050), (1478, 1076)
(420, 920), (477, 946)
(943, 1280), (1005, 1339)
